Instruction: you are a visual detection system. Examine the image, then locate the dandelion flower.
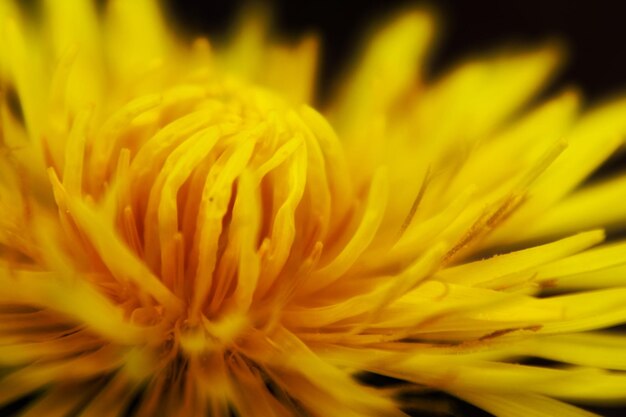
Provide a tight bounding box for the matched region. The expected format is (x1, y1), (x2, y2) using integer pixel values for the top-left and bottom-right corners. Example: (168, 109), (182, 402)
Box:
(3, 1), (626, 416)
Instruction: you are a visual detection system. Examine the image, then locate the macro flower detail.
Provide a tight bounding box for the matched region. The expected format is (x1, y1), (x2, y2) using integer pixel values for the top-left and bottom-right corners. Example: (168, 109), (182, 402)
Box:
(3, 1), (626, 417)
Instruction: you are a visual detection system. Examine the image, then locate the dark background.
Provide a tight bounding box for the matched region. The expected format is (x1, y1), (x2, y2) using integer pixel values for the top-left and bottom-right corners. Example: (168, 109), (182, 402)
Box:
(164, 1), (626, 416)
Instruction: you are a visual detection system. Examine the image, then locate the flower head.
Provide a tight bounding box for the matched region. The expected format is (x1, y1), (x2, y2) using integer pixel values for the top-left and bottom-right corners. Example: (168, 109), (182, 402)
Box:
(2, 1), (626, 416)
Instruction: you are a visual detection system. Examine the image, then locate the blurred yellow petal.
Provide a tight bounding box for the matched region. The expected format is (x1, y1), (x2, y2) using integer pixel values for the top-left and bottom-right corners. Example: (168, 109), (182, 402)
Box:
(514, 332), (626, 371)
(455, 391), (599, 417)
(104, 0), (174, 90)
(492, 98), (626, 244)
(520, 174), (626, 240)
(331, 10), (434, 133)
(43, 0), (104, 111)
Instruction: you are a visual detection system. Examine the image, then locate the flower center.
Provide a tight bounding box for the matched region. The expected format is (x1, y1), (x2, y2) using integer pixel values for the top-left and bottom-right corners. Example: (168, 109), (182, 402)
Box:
(49, 76), (354, 356)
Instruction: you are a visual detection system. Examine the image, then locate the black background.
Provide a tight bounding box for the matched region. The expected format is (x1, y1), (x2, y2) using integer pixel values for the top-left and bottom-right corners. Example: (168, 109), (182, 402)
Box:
(165, 1), (626, 416)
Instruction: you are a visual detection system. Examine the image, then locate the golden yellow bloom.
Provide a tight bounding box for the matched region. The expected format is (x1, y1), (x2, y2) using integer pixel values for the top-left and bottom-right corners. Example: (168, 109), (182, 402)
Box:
(3, 1), (626, 416)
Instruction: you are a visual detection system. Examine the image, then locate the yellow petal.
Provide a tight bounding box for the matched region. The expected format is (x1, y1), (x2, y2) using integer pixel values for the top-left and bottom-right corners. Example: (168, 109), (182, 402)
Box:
(0, 268), (150, 345)
(492, 98), (626, 245)
(261, 36), (319, 104)
(520, 174), (626, 240)
(104, 0), (173, 84)
(455, 391), (599, 417)
(53, 175), (183, 316)
(43, 0), (104, 111)
(438, 230), (604, 286)
(302, 167), (388, 294)
(516, 333), (626, 371)
(331, 9), (434, 134)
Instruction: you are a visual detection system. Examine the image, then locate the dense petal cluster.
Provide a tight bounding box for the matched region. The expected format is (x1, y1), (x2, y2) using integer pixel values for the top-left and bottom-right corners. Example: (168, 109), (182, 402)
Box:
(2, 1), (626, 416)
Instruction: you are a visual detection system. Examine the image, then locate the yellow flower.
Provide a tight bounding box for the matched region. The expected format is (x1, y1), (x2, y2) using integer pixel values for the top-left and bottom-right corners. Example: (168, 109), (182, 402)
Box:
(2, 1), (626, 416)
